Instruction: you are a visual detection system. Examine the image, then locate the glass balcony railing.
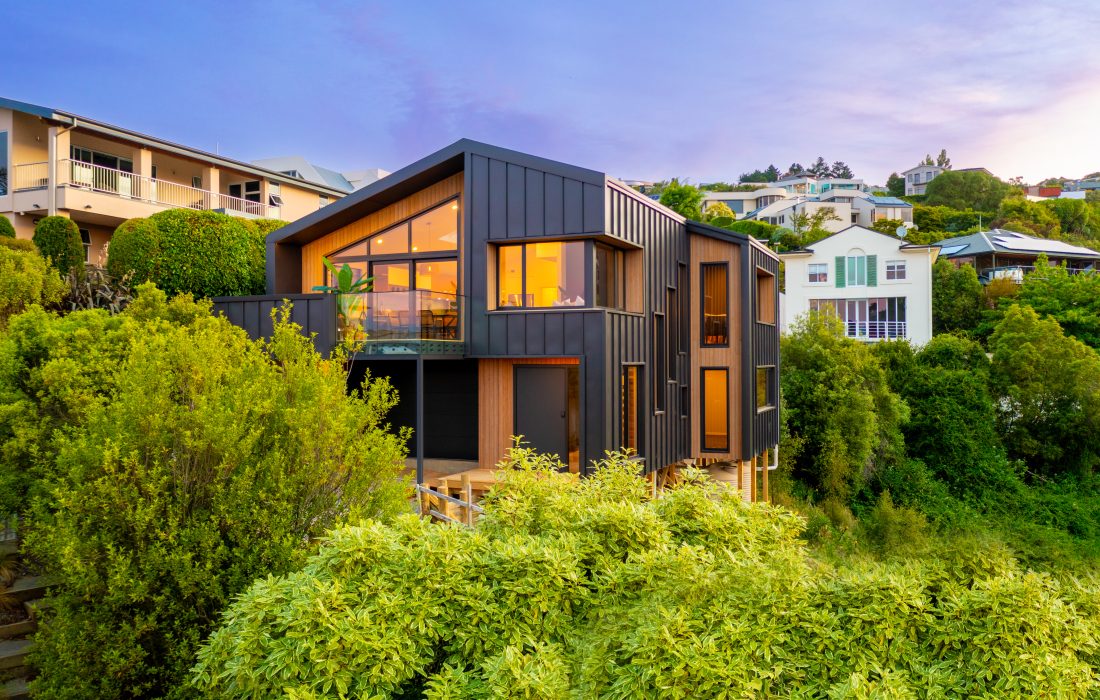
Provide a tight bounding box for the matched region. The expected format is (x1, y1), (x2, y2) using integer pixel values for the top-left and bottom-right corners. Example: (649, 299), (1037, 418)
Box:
(336, 290), (463, 355)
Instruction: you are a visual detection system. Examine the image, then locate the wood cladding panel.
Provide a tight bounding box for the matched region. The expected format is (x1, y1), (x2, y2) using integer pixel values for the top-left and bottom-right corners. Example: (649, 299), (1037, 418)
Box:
(689, 235), (742, 460)
(299, 173), (463, 292)
(478, 357), (581, 470)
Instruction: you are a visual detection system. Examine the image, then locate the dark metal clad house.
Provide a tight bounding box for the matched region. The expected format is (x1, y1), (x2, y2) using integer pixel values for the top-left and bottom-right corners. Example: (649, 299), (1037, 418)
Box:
(214, 140), (779, 500)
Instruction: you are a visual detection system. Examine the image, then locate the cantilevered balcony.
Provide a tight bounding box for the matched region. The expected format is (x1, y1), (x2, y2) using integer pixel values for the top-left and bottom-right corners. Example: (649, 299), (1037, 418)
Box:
(11, 160), (275, 218)
(338, 290), (463, 356)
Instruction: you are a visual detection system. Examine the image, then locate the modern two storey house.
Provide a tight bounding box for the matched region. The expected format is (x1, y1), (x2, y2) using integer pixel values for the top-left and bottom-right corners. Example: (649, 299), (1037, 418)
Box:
(779, 226), (939, 345)
(216, 140), (780, 500)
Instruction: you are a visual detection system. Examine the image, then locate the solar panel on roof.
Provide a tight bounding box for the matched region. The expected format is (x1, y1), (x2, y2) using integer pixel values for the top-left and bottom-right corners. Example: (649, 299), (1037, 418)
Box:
(937, 244), (968, 256)
(991, 236), (1100, 257)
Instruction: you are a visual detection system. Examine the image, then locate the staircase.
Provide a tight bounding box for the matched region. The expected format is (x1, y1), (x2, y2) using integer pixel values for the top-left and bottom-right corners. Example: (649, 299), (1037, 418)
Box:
(0, 535), (51, 699)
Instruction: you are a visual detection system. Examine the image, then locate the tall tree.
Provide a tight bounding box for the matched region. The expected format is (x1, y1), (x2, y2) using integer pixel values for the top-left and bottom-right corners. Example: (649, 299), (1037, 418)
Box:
(936, 149), (952, 169)
(790, 207), (842, 246)
(886, 172), (905, 198)
(830, 161), (854, 179)
(658, 179), (703, 220)
(764, 164), (780, 181)
(809, 157), (830, 178)
(932, 259), (982, 335)
(787, 163), (805, 176)
(922, 154), (935, 166)
(924, 170), (1013, 212)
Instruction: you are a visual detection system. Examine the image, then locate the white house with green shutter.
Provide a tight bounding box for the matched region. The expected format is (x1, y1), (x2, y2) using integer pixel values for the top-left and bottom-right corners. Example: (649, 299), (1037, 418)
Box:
(778, 225), (940, 345)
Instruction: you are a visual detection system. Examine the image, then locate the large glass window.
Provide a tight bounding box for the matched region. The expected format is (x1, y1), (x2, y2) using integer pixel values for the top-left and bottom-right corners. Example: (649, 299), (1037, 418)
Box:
(595, 243), (625, 309)
(497, 241), (586, 308)
(701, 263), (728, 346)
(701, 368), (729, 451)
(370, 223), (410, 256)
(411, 201), (459, 253)
(621, 365), (640, 452)
(415, 260), (458, 294)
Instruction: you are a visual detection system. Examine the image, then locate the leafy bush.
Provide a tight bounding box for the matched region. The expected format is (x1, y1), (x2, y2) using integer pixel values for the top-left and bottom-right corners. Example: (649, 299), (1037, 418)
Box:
(0, 286), (409, 698)
(932, 259), (982, 335)
(32, 215), (85, 276)
(192, 449), (1100, 698)
(0, 242), (65, 328)
(62, 265), (133, 314)
(106, 211), (286, 298)
(0, 215), (15, 238)
(989, 305), (1100, 476)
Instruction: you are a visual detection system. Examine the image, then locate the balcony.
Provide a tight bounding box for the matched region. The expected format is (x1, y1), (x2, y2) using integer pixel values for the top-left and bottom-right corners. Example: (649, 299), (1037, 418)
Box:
(978, 265), (1095, 284)
(11, 161), (274, 218)
(337, 290), (463, 356)
(845, 321), (907, 341)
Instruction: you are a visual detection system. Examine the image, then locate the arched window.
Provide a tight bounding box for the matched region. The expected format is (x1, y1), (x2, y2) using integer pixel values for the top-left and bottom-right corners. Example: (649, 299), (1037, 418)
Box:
(846, 248), (867, 286)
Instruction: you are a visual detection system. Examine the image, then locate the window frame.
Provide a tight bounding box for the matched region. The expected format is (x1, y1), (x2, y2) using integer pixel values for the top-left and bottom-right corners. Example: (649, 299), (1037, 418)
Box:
(755, 366), (777, 412)
(700, 366), (730, 453)
(700, 262), (730, 347)
(496, 239), (588, 309)
(653, 312), (666, 414)
(846, 252), (867, 287)
(594, 242), (626, 309)
(885, 260), (907, 281)
(621, 364), (643, 454)
(807, 263), (828, 284)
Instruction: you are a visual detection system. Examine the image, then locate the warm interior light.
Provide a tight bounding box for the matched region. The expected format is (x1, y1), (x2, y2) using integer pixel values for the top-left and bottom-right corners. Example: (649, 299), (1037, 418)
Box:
(451, 203), (458, 210)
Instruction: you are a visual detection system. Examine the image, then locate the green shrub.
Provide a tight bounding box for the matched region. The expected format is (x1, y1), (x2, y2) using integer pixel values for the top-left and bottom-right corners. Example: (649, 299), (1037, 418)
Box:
(864, 490), (928, 553)
(0, 237), (36, 252)
(106, 210), (279, 298)
(32, 215), (84, 276)
(0, 215), (15, 238)
(192, 450), (1100, 698)
(0, 287), (410, 698)
(0, 243), (65, 328)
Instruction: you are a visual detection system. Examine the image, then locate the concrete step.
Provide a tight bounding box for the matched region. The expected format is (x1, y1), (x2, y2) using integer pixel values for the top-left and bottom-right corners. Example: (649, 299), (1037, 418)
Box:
(0, 638), (31, 672)
(6, 577), (53, 605)
(1, 677), (29, 699)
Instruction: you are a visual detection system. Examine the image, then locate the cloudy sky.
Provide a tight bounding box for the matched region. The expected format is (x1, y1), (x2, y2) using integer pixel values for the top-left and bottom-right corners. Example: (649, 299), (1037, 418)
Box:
(7, 1), (1099, 185)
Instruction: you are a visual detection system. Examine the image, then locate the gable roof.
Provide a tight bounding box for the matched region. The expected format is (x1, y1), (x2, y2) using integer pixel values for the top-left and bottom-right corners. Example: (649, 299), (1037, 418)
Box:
(934, 229), (1100, 260)
(267, 139), (608, 247)
(778, 225), (939, 256)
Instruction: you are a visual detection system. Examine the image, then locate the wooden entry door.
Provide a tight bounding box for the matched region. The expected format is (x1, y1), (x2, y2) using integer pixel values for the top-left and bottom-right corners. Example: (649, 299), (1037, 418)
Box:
(514, 366), (569, 463)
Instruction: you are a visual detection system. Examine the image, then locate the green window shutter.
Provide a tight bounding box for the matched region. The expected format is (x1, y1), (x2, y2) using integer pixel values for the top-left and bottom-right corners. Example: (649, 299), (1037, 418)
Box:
(867, 254), (878, 287)
(835, 256), (846, 288)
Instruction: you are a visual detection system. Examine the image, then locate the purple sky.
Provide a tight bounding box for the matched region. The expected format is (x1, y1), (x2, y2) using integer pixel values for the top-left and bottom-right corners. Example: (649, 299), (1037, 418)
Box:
(7, 1), (1100, 185)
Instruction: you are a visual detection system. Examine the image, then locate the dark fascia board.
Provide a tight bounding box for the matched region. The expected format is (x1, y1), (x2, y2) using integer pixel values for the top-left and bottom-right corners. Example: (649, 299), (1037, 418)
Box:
(269, 138), (609, 248)
(1, 96), (348, 196)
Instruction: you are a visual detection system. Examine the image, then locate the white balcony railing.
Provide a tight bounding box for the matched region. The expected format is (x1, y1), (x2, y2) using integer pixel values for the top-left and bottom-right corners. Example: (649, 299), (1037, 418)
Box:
(12, 162), (49, 191)
(845, 321), (907, 340)
(11, 160), (272, 218)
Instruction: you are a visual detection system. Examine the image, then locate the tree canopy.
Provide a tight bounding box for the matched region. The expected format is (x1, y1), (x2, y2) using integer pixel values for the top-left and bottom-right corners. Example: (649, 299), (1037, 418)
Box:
(657, 179), (703, 219)
(924, 170), (1013, 212)
(886, 172), (905, 198)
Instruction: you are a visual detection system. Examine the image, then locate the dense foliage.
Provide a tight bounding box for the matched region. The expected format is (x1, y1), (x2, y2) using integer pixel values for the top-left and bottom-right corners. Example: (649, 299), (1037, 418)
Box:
(0, 215), (15, 238)
(0, 240), (65, 327)
(32, 215), (85, 276)
(931, 259), (982, 334)
(924, 170), (1012, 212)
(0, 287), (409, 698)
(1014, 257), (1100, 348)
(193, 450), (1100, 698)
(657, 179), (703, 219)
(106, 210), (286, 298)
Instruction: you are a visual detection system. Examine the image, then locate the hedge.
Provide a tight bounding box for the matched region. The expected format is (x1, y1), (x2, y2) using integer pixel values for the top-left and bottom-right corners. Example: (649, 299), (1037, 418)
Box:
(0, 215), (15, 238)
(106, 211), (287, 298)
(32, 215), (84, 276)
(0, 242), (65, 327)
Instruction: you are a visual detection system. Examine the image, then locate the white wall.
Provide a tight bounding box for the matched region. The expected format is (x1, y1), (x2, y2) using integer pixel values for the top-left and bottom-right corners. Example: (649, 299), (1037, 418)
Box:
(780, 226), (937, 345)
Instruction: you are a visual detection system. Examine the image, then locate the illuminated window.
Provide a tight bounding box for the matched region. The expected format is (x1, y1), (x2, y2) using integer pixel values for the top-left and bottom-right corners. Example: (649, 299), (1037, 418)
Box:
(415, 260), (458, 294)
(369, 224), (410, 256)
(621, 365), (640, 452)
(701, 263), (728, 346)
(411, 201), (459, 253)
(496, 241), (585, 308)
(701, 368), (729, 451)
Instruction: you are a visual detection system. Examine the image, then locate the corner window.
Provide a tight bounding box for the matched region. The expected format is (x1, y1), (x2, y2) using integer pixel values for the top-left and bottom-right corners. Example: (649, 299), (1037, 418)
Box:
(886, 260), (907, 280)
(595, 243), (625, 309)
(701, 368), (729, 451)
(621, 365), (641, 452)
(846, 251), (867, 286)
(497, 241), (586, 308)
(756, 366), (776, 411)
(701, 263), (728, 346)
(808, 262), (828, 283)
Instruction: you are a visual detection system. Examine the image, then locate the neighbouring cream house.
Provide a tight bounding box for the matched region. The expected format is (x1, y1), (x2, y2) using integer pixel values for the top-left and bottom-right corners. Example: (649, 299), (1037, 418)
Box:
(779, 226), (939, 345)
(0, 97), (359, 265)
